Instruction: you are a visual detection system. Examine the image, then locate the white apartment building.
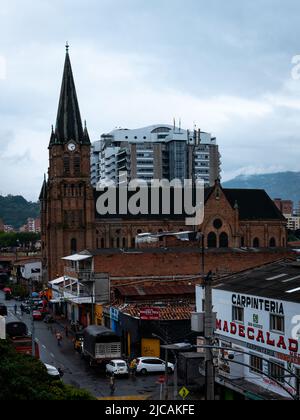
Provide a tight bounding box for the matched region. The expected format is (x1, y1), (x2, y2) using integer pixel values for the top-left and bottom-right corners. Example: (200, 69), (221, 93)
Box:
(284, 214), (300, 231)
(91, 124), (221, 187)
(195, 260), (300, 400)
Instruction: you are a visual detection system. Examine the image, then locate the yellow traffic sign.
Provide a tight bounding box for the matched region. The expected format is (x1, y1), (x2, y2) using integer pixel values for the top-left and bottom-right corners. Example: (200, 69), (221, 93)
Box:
(179, 386), (190, 400)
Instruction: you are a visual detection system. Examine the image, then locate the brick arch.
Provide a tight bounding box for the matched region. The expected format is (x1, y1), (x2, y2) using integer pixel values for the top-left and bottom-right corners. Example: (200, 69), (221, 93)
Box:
(202, 215), (234, 248)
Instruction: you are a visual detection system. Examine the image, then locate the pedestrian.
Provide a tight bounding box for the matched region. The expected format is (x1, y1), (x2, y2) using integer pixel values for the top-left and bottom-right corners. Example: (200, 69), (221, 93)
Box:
(20, 304), (24, 316)
(109, 373), (116, 396)
(56, 332), (63, 347)
(14, 304), (18, 315)
(130, 358), (137, 378)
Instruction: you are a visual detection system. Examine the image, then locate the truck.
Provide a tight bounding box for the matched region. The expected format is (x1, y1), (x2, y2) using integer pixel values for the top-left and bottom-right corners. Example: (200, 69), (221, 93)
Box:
(6, 321), (40, 359)
(82, 326), (121, 367)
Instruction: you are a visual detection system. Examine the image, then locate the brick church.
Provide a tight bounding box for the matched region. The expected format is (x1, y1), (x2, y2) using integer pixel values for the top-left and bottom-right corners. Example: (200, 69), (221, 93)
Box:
(40, 49), (287, 282)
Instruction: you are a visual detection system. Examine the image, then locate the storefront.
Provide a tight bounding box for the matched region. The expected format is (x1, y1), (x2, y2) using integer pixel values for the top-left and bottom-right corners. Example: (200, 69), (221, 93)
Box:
(195, 261), (300, 400)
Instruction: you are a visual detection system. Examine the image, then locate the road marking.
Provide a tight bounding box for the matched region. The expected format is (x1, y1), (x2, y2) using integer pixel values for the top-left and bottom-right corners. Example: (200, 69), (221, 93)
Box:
(50, 353), (55, 358)
(42, 345), (46, 350)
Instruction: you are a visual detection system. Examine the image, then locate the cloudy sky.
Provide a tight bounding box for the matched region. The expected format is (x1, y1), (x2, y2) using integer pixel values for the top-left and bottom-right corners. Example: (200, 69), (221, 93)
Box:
(1, 0), (300, 201)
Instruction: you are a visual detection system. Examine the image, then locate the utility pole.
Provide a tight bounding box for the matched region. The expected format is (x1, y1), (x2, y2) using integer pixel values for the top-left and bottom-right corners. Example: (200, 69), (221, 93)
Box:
(164, 345), (169, 400)
(204, 271), (215, 401)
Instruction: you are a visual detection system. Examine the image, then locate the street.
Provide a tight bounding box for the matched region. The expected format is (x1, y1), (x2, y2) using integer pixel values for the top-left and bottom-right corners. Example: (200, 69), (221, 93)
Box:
(0, 292), (162, 400)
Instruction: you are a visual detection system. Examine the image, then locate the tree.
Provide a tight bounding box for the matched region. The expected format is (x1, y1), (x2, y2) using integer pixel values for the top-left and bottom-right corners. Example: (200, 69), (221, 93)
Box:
(0, 341), (95, 400)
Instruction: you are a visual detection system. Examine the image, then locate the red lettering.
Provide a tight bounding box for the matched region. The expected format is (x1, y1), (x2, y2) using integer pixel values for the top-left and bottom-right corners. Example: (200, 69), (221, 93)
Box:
(239, 325), (245, 338)
(216, 319), (222, 331)
(223, 321), (229, 333)
(256, 330), (265, 344)
(289, 339), (298, 353)
(277, 336), (287, 351)
(247, 328), (255, 340)
(266, 332), (275, 347)
(230, 323), (237, 335)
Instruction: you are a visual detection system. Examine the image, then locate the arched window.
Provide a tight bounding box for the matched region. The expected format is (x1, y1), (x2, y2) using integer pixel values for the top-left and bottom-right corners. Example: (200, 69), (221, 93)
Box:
(101, 238), (105, 249)
(270, 238), (276, 248)
(122, 238), (126, 248)
(219, 232), (229, 248)
(71, 238), (77, 254)
(253, 238), (260, 248)
(207, 232), (217, 248)
(241, 237), (245, 247)
(116, 238), (120, 248)
(131, 238), (136, 248)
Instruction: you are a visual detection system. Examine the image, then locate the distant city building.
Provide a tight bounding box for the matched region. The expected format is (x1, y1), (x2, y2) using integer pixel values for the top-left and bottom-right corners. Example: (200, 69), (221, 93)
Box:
(19, 218), (41, 233)
(4, 225), (15, 233)
(274, 198), (294, 215)
(0, 219), (4, 233)
(274, 199), (300, 231)
(284, 215), (300, 231)
(91, 125), (221, 187)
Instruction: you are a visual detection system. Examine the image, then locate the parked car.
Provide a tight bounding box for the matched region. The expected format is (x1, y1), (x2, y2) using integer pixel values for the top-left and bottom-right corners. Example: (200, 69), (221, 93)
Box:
(32, 310), (43, 321)
(136, 357), (174, 375)
(106, 360), (129, 377)
(44, 363), (62, 380)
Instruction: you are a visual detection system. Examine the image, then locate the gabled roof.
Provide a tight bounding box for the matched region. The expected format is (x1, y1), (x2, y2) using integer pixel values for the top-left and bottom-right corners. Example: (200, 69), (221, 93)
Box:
(223, 188), (286, 221)
(49, 49), (90, 147)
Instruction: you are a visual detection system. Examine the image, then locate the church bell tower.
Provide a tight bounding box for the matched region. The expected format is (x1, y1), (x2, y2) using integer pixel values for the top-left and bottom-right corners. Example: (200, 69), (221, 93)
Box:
(40, 45), (95, 282)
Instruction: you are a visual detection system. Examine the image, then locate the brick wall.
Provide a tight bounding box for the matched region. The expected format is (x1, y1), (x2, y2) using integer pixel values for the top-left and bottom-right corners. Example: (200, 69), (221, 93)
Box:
(93, 248), (295, 283)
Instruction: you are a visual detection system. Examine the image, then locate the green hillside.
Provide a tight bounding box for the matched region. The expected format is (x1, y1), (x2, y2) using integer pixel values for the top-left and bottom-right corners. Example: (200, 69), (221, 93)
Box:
(0, 195), (40, 228)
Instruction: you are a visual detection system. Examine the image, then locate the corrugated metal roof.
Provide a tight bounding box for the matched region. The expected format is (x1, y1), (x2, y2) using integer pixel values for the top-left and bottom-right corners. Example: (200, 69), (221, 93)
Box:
(115, 284), (195, 297)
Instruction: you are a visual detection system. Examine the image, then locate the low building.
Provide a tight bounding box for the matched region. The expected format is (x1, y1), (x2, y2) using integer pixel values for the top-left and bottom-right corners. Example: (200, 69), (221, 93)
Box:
(195, 259), (300, 400)
(12, 259), (42, 286)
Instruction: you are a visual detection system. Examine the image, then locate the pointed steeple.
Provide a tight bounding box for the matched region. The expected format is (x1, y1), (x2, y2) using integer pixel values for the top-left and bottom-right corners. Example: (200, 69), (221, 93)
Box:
(50, 45), (90, 147)
(39, 174), (48, 201)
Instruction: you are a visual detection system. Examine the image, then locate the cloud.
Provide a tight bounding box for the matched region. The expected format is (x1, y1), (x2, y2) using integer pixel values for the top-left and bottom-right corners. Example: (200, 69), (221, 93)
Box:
(1, 0), (300, 200)
(0, 56), (7, 80)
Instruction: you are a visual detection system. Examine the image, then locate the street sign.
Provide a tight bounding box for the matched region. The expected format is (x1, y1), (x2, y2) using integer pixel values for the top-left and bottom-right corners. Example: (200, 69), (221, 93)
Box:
(179, 386), (190, 400)
(158, 375), (166, 384)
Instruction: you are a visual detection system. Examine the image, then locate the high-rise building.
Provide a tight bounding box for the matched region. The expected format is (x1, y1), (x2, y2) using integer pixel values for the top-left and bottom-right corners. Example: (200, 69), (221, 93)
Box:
(91, 125), (221, 187)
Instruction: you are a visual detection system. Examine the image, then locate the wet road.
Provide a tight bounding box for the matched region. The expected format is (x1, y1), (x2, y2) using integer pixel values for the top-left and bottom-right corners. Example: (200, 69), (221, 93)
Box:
(1, 292), (162, 399)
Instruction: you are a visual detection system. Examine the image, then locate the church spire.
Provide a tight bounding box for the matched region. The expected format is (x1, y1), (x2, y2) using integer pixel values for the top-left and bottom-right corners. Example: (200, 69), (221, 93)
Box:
(50, 45), (90, 147)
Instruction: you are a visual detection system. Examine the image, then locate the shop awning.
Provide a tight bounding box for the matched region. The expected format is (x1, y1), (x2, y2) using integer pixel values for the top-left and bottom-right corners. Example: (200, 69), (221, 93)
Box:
(49, 277), (65, 286)
(62, 254), (92, 262)
(65, 296), (93, 304)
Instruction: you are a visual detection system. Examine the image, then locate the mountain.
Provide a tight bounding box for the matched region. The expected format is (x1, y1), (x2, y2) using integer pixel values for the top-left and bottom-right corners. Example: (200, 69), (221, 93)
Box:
(223, 172), (300, 205)
(0, 195), (40, 229)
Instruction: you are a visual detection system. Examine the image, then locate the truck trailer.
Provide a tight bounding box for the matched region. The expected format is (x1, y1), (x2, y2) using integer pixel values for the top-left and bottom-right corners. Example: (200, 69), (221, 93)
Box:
(83, 326), (121, 367)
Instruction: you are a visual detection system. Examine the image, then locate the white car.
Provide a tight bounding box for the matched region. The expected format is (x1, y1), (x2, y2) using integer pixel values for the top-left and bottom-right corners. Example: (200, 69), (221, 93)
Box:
(136, 357), (174, 375)
(44, 363), (61, 379)
(106, 360), (129, 377)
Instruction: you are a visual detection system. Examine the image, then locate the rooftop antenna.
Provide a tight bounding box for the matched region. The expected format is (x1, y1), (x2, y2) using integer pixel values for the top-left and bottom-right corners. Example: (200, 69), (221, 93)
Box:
(173, 117), (176, 132)
(66, 41), (69, 53)
(179, 118), (182, 132)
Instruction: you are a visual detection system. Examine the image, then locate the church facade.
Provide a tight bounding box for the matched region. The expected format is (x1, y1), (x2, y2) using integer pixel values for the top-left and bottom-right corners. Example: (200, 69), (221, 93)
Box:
(40, 50), (287, 282)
